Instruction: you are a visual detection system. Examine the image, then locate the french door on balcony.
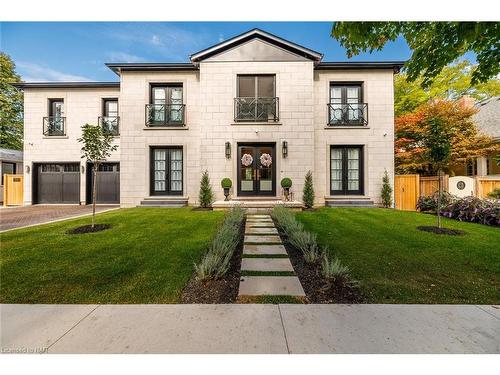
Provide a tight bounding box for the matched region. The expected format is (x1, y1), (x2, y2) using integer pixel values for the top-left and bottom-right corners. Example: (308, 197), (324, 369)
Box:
(329, 83), (364, 125)
(330, 146), (364, 195)
(150, 147), (183, 195)
(237, 143), (276, 196)
(149, 84), (184, 125)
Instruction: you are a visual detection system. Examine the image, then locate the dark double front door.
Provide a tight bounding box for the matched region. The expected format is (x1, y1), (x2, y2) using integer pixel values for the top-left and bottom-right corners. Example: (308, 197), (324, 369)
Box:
(237, 143), (276, 196)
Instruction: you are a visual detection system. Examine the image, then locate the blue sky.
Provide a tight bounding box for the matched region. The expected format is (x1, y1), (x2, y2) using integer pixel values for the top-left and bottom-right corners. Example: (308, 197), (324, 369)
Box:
(1, 22), (413, 82)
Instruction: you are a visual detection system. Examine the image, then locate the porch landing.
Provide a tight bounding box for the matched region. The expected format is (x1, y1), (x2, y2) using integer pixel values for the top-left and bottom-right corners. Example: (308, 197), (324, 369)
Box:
(213, 199), (302, 211)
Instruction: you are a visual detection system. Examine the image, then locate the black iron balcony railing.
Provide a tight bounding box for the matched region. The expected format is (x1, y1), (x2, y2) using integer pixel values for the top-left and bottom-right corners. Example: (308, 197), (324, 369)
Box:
(234, 97), (279, 122)
(43, 116), (66, 136)
(145, 104), (185, 127)
(98, 116), (120, 136)
(327, 103), (368, 126)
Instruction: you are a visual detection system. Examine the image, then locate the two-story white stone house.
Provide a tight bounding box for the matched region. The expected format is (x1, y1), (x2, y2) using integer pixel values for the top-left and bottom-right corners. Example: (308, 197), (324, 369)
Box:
(14, 29), (403, 208)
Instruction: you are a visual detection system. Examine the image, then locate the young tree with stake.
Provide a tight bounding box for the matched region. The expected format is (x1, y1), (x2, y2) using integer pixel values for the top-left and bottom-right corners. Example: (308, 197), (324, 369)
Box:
(421, 116), (452, 229)
(78, 124), (118, 228)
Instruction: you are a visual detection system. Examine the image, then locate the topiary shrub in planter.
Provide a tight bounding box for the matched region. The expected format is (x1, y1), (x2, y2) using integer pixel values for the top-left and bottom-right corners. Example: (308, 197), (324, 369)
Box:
(221, 178), (232, 201)
(281, 177), (292, 201)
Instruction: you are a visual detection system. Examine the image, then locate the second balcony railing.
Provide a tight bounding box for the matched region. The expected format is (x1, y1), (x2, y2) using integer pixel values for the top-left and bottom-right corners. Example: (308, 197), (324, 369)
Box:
(234, 97), (279, 122)
(145, 104), (185, 127)
(98, 116), (120, 136)
(327, 103), (368, 126)
(43, 117), (66, 136)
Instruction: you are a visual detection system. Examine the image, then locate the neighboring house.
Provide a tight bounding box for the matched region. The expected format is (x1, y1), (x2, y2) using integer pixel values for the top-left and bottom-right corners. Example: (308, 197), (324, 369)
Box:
(0, 148), (23, 203)
(453, 96), (500, 177)
(13, 29), (403, 207)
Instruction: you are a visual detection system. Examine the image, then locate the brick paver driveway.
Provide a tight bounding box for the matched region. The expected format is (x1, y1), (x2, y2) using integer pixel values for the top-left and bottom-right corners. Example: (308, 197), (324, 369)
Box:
(0, 205), (119, 231)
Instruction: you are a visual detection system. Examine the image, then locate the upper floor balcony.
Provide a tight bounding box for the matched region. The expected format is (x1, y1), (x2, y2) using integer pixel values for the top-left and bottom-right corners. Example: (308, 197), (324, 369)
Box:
(327, 103), (368, 126)
(234, 97), (279, 123)
(98, 116), (120, 136)
(145, 104), (186, 127)
(43, 116), (66, 136)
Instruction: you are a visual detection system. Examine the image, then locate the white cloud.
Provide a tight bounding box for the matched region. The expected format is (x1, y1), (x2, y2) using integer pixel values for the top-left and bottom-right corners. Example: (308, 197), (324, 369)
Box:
(106, 51), (146, 63)
(17, 62), (92, 82)
(151, 35), (162, 46)
(100, 23), (212, 60)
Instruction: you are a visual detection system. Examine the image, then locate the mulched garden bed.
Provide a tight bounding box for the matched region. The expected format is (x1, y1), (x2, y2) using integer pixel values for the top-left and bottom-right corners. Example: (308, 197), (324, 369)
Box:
(180, 219), (244, 303)
(67, 224), (111, 234)
(191, 207), (213, 211)
(274, 223), (363, 304)
(417, 226), (466, 236)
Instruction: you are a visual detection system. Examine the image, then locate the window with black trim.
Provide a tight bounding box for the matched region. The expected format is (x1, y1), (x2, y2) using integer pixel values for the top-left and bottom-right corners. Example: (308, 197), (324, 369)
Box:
(235, 75), (278, 122)
(330, 146), (364, 195)
(44, 99), (65, 136)
(146, 84), (184, 126)
(328, 83), (367, 126)
(150, 147), (183, 195)
(99, 98), (119, 135)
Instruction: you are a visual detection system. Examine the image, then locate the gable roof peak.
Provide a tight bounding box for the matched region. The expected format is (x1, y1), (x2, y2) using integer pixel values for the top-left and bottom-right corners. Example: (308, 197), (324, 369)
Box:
(190, 28), (323, 63)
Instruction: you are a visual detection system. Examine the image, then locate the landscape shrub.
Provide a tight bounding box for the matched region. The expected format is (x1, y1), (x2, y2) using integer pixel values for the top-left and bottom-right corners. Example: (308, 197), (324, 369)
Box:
(302, 171), (315, 208)
(440, 196), (500, 226)
(321, 255), (350, 283)
(271, 205), (320, 264)
(380, 170), (393, 208)
(487, 188), (500, 200)
(416, 191), (455, 212)
(198, 170), (214, 208)
(195, 206), (245, 280)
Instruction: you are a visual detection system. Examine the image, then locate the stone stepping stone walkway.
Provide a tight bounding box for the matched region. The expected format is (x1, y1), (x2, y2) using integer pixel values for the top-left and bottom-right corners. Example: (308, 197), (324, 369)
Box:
(239, 213), (305, 297)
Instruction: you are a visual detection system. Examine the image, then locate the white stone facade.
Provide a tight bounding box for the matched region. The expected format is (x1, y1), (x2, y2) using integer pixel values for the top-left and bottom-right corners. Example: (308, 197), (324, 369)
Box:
(19, 30), (400, 207)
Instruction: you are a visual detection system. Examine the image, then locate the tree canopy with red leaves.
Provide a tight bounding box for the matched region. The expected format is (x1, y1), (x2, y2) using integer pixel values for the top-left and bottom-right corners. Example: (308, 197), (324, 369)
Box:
(395, 100), (500, 175)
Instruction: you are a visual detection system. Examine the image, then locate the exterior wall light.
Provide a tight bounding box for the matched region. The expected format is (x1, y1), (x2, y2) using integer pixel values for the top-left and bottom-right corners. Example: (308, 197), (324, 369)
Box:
(225, 142), (231, 159)
(282, 141), (288, 158)
(25, 165), (30, 174)
(81, 165), (85, 174)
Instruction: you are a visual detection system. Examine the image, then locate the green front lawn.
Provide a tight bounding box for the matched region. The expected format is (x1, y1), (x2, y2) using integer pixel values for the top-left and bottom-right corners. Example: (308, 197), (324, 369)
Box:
(297, 208), (500, 304)
(0, 208), (224, 304)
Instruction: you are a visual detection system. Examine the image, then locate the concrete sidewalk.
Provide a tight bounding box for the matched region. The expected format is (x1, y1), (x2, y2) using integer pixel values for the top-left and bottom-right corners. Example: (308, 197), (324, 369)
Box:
(1, 304), (498, 354)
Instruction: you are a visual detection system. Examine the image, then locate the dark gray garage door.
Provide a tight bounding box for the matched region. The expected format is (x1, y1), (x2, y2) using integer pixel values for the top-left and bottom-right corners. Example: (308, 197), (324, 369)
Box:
(36, 163), (80, 204)
(87, 163), (120, 204)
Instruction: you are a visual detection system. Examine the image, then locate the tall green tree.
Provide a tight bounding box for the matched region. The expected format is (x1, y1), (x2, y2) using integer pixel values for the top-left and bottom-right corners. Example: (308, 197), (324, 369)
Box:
(0, 52), (23, 150)
(77, 124), (118, 228)
(395, 60), (500, 116)
(332, 22), (500, 87)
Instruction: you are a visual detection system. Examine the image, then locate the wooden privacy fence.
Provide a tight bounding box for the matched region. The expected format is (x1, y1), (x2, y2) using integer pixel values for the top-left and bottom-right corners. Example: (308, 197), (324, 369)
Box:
(3, 174), (24, 206)
(395, 174), (500, 211)
(476, 177), (500, 198)
(394, 174), (420, 211)
(420, 175), (449, 196)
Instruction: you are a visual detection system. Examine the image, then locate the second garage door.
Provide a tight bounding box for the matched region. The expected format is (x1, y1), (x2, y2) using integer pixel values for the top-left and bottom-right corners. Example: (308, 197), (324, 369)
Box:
(36, 163), (80, 204)
(87, 162), (120, 204)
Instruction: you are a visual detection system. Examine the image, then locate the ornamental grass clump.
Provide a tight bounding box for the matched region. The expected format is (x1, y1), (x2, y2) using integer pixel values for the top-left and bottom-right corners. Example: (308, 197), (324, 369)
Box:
(321, 255), (350, 283)
(288, 230), (321, 264)
(271, 205), (321, 264)
(195, 206), (245, 280)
